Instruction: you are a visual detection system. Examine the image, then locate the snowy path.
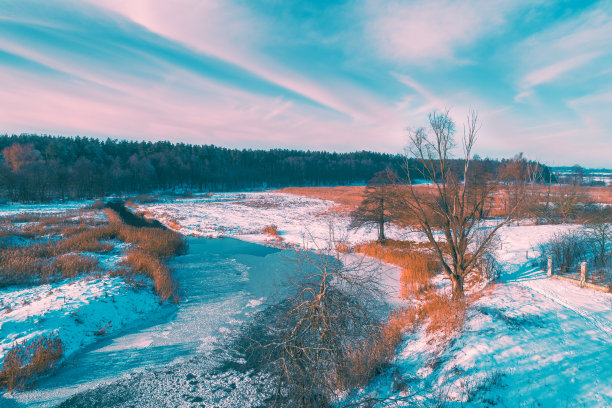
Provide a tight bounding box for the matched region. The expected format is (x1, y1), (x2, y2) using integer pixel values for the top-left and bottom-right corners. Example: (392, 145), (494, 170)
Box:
(378, 223), (612, 407)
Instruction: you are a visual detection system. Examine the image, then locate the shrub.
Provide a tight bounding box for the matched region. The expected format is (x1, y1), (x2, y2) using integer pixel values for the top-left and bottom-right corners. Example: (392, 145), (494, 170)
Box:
(539, 230), (590, 274)
(262, 224), (280, 236)
(0, 334), (64, 391)
(91, 199), (105, 209)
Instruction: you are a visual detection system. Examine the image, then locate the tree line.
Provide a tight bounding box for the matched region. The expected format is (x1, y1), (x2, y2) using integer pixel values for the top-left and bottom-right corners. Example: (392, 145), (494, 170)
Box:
(0, 133), (552, 202)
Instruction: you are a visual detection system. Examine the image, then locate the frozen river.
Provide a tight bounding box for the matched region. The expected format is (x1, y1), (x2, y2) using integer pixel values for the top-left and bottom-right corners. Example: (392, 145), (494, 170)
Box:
(5, 237), (291, 407)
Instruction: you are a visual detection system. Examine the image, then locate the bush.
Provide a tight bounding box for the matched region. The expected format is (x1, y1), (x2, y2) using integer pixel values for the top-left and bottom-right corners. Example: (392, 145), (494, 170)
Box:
(262, 224), (280, 236)
(0, 334), (64, 391)
(237, 246), (387, 406)
(91, 199), (105, 209)
(539, 230), (590, 274)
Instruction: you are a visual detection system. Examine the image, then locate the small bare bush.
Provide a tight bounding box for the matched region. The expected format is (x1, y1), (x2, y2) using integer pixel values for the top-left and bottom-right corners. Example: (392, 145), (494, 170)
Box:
(539, 231), (590, 274)
(238, 237), (391, 407)
(0, 334), (64, 391)
(262, 224), (280, 236)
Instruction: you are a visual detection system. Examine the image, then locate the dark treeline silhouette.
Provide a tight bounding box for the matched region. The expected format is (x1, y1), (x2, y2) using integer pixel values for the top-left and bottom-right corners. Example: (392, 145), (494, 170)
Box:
(0, 134), (552, 202)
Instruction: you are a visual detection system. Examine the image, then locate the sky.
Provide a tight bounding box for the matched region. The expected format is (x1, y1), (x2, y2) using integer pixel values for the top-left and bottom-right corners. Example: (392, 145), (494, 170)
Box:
(0, 0), (610, 167)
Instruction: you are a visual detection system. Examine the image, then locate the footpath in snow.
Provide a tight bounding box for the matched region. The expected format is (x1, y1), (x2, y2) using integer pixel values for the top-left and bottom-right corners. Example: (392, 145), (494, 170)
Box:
(368, 223), (612, 407)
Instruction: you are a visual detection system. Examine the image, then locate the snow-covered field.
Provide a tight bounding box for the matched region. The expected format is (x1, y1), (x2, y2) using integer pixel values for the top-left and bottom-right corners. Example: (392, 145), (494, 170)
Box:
(363, 223), (612, 406)
(142, 192), (418, 245)
(1, 192), (610, 407)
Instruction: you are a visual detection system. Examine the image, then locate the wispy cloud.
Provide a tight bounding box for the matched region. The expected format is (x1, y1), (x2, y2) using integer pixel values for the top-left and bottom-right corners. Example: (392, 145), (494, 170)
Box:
(361, 0), (537, 65)
(513, 2), (612, 98)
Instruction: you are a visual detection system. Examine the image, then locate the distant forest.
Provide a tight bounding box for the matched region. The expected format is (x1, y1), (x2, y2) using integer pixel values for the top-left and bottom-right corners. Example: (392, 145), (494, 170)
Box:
(0, 134), (552, 202)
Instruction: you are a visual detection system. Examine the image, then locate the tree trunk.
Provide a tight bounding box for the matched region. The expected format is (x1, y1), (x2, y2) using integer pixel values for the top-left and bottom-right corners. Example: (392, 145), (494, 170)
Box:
(377, 221), (385, 242)
(450, 274), (464, 300)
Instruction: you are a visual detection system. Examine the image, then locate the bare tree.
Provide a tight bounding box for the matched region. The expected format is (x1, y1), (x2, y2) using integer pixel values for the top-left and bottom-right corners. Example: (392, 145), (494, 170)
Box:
(398, 110), (535, 299)
(552, 182), (591, 223)
(238, 226), (392, 407)
(349, 171), (398, 242)
(499, 152), (536, 218)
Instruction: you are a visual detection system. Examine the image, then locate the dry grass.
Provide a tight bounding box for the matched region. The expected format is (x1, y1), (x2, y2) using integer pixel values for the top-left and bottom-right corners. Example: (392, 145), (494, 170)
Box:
(0, 205), (185, 302)
(337, 306), (419, 390)
(262, 224), (280, 236)
(0, 334), (64, 391)
(278, 186), (366, 208)
(104, 209), (186, 258)
(50, 254), (99, 279)
(122, 250), (178, 302)
(354, 240), (438, 297)
(279, 184), (612, 222)
(420, 292), (468, 336)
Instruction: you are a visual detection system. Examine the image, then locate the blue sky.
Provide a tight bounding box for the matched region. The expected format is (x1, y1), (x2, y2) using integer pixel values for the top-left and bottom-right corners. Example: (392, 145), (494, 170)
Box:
(0, 0), (610, 167)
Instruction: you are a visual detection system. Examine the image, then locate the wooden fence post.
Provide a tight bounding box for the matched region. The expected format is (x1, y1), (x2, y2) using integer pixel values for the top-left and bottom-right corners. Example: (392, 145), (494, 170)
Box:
(580, 262), (588, 286)
(547, 257), (553, 277)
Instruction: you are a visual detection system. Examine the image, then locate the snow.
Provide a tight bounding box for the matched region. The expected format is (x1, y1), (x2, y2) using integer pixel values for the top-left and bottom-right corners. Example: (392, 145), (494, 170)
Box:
(0, 276), (160, 372)
(2, 192), (610, 407)
(142, 192), (612, 407)
(352, 222), (612, 406)
(0, 202), (92, 218)
(142, 192), (420, 246)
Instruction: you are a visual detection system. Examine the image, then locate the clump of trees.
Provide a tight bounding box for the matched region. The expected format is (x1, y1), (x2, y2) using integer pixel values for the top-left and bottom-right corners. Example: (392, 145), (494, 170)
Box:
(0, 135), (409, 202)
